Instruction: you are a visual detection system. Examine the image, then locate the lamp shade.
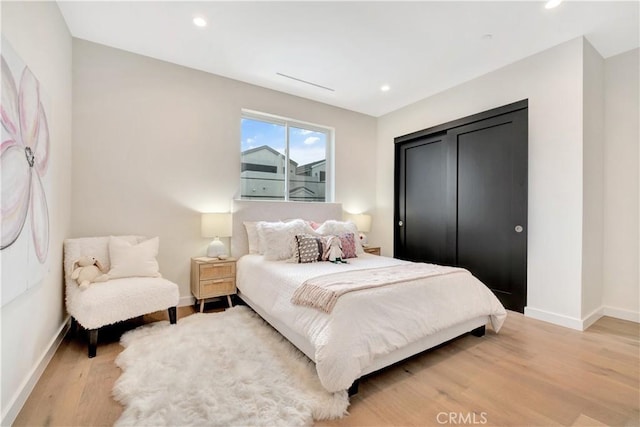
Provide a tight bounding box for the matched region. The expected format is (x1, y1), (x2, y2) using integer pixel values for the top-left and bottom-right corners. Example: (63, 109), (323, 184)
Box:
(201, 213), (232, 238)
(352, 214), (372, 233)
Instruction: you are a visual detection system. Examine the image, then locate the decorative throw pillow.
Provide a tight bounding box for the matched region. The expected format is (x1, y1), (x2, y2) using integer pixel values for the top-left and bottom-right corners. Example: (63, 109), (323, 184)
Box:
(108, 236), (161, 279)
(338, 232), (357, 259)
(294, 234), (322, 263)
(68, 235), (141, 276)
(258, 219), (315, 261)
(315, 220), (364, 254)
(308, 221), (321, 230)
(255, 221), (283, 255)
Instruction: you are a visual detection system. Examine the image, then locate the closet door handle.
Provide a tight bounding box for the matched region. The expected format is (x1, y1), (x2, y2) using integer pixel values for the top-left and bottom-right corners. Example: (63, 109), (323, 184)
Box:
(398, 220), (404, 227)
(515, 225), (523, 233)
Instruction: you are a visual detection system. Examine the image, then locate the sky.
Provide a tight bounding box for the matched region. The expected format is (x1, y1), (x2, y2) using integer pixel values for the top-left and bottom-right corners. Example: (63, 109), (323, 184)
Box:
(241, 118), (326, 166)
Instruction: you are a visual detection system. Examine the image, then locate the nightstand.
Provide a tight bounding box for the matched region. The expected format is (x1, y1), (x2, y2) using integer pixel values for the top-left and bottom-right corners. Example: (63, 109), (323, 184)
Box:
(363, 246), (381, 256)
(191, 257), (237, 312)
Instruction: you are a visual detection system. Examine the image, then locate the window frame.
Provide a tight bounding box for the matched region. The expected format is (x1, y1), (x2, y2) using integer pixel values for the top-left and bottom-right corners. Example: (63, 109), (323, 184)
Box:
(240, 109), (335, 202)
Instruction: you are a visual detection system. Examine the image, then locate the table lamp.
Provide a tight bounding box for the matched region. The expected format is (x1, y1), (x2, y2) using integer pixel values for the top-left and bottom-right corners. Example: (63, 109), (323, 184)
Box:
(352, 214), (372, 246)
(201, 213), (232, 258)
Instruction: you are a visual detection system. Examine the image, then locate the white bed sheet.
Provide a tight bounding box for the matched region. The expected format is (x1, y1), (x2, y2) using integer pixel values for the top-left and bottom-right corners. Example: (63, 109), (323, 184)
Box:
(236, 254), (507, 392)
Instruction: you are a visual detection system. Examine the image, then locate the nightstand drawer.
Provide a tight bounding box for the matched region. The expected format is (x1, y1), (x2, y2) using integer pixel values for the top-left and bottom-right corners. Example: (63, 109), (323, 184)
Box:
(200, 278), (236, 298)
(364, 246), (381, 255)
(200, 262), (235, 280)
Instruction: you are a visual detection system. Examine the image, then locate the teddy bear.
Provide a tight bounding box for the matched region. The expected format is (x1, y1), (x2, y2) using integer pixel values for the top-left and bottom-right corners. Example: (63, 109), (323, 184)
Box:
(323, 235), (347, 264)
(71, 256), (109, 290)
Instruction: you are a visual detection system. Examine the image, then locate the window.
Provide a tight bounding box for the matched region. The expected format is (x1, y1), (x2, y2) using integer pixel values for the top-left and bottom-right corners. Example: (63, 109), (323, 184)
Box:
(240, 110), (333, 202)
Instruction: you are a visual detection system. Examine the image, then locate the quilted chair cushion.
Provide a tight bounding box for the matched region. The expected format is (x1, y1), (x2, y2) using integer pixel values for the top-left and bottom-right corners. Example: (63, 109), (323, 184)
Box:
(64, 236), (179, 330)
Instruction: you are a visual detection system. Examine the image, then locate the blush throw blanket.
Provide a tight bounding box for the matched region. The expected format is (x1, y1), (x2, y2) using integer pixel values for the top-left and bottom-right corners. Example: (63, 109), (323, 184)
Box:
(291, 263), (466, 313)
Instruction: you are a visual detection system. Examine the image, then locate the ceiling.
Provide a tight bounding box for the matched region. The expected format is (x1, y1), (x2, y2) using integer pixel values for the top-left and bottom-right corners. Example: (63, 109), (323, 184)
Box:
(57, 1), (639, 117)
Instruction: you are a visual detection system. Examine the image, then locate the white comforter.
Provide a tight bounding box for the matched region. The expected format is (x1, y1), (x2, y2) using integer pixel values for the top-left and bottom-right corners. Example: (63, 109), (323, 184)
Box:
(236, 254), (507, 392)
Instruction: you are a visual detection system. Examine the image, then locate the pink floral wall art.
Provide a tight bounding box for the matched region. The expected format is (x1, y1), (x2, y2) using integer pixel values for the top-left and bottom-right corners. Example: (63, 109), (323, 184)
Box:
(1, 37), (50, 306)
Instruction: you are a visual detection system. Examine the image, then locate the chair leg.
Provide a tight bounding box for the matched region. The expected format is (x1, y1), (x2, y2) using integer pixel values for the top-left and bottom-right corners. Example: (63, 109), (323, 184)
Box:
(88, 329), (98, 358)
(168, 306), (177, 324)
(69, 317), (78, 338)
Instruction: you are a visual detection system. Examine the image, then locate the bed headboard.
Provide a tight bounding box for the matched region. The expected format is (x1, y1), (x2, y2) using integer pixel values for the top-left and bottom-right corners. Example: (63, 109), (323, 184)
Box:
(231, 200), (342, 258)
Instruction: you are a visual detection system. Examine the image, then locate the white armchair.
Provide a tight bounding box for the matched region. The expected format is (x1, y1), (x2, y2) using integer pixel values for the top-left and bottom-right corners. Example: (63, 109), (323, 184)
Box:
(64, 236), (179, 357)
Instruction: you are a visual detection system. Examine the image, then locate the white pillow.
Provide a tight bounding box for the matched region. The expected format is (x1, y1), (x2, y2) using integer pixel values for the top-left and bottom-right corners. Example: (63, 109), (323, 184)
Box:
(315, 220), (364, 254)
(257, 219), (314, 261)
(108, 236), (161, 279)
(243, 221), (260, 254)
(255, 220), (282, 255)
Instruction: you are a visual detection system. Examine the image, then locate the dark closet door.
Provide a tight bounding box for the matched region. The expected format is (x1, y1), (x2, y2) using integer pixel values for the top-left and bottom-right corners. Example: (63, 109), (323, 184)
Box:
(450, 111), (527, 312)
(394, 100), (527, 313)
(396, 133), (454, 265)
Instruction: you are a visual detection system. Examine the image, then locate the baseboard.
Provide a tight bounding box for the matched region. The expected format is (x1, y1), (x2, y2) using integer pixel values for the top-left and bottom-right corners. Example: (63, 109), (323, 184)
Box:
(581, 307), (604, 330)
(179, 295), (195, 307)
(524, 306), (584, 330)
(524, 305), (639, 330)
(1, 316), (70, 426)
(602, 306), (640, 323)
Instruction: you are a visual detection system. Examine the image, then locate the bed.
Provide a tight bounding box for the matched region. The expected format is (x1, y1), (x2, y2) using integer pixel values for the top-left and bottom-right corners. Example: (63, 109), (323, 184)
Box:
(231, 200), (507, 394)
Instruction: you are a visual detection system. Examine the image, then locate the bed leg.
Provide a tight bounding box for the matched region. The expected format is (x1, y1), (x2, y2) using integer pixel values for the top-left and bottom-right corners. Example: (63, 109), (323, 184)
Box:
(470, 325), (486, 337)
(348, 379), (360, 396)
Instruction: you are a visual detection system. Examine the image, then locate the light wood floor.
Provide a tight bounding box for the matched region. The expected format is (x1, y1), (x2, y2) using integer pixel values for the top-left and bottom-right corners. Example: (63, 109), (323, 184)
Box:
(14, 306), (639, 427)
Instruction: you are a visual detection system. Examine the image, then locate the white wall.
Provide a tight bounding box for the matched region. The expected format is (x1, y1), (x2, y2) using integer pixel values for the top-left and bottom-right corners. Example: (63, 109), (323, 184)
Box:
(375, 37), (587, 327)
(581, 40), (605, 321)
(1, 2), (73, 424)
(603, 48), (640, 321)
(72, 39), (377, 300)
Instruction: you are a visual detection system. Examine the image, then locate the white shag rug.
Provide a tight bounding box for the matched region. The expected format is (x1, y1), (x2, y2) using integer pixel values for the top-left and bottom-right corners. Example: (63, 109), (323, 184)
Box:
(113, 305), (349, 426)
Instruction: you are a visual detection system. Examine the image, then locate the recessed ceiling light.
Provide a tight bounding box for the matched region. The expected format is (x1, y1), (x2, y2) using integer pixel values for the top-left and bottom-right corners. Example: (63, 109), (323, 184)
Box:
(545, 0), (562, 9)
(193, 16), (207, 27)
(380, 85), (390, 92)
(482, 34), (493, 40)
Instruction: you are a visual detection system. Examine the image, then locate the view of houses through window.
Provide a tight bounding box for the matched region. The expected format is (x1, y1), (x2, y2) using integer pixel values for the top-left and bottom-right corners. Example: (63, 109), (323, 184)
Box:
(240, 112), (331, 201)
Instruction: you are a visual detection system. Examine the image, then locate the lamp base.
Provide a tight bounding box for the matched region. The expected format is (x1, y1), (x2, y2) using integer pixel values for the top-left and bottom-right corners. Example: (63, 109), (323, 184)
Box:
(207, 238), (228, 258)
